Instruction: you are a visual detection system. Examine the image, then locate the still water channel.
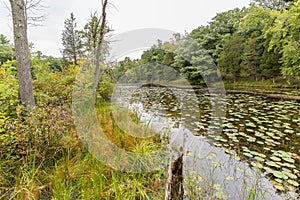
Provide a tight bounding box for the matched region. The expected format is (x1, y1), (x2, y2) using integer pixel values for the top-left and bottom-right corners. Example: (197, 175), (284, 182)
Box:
(112, 84), (300, 199)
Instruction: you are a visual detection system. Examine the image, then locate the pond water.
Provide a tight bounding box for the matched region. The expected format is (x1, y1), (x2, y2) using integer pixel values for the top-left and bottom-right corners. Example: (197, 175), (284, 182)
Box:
(111, 84), (300, 199)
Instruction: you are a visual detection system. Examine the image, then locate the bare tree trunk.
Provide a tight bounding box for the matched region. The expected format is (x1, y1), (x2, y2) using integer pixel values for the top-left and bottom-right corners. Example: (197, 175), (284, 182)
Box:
(10, 0), (35, 108)
(94, 0), (108, 103)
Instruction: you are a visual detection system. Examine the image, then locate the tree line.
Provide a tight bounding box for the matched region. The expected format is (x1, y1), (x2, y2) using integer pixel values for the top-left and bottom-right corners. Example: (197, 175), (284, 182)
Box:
(113, 0), (299, 85)
(2, 0), (300, 107)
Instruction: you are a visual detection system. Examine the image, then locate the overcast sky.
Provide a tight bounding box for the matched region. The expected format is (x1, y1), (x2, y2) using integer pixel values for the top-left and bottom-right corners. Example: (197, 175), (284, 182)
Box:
(0, 0), (251, 57)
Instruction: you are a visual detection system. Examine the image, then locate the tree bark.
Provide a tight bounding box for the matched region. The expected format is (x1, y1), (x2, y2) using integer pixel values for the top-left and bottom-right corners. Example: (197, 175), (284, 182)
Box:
(94, 0), (108, 103)
(165, 148), (184, 200)
(10, 0), (35, 108)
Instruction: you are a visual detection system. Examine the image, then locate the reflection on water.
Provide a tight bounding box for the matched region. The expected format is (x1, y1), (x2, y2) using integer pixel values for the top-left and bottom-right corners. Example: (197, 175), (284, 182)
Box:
(112, 84), (299, 199)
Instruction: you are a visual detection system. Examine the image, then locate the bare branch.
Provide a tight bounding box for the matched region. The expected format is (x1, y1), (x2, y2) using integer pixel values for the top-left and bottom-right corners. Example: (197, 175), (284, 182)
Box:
(25, 0), (47, 26)
(108, 2), (118, 13)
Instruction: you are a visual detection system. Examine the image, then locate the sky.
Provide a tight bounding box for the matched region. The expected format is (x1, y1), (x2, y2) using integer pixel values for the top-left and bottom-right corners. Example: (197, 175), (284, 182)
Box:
(0, 0), (251, 57)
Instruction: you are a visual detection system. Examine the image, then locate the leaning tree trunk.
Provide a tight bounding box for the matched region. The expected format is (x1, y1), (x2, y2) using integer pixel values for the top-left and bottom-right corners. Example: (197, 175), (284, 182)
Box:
(10, 0), (35, 108)
(94, 0), (108, 103)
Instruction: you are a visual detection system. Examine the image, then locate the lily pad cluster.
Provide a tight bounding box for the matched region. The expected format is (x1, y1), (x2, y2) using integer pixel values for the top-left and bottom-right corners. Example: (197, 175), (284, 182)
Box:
(204, 93), (300, 192)
(119, 86), (300, 193)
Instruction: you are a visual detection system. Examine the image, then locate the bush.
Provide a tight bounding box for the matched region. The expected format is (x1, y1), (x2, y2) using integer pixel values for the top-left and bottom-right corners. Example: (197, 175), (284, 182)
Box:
(0, 61), (19, 126)
(33, 64), (79, 105)
(0, 104), (81, 193)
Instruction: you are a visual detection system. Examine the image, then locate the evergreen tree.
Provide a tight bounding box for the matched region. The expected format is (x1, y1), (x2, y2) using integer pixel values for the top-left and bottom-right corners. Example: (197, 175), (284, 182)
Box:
(0, 34), (15, 63)
(62, 13), (83, 64)
(218, 33), (245, 82)
(240, 31), (263, 80)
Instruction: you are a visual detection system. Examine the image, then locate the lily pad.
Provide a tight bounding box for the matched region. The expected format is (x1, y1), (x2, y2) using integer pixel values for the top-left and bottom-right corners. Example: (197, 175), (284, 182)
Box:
(251, 162), (263, 169)
(287, 180), (299, 187)
(265, 161), (280, 168)
(272, 171), (288, 180)
(270, 156), (281, 162)
(243, 153), (253, 158)
(283, 171), (298, 179)
(254, 156), (265, 162)
(282, 157), (295, 163)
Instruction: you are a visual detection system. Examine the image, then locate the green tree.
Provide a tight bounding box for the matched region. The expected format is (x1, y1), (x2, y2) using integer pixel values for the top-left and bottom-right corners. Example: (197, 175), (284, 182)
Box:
(0, 34), (15, 64)
(218, 33), (245, 82)
(265, 0), (300, 79)
(189, 8), (248, 65)
(62, 13), (83, 64)
(239, 5), (281, 80)
(81, 12), (101, 57)
(251, 0), (295, 9)
(240, 32), (263, 81)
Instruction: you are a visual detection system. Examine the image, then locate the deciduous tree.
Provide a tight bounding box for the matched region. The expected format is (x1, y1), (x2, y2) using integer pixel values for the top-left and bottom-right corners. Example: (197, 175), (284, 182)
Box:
(9, 0), (35, 107)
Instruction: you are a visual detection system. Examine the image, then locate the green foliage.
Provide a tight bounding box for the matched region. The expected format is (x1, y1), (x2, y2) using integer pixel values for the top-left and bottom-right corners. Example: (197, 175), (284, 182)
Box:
(0, 34), (15, 64)
(34, 64), (78, 105)
(0, 61), (19, 123)
(265, 0), (300, 79)
(0, 56), (77, 191)
(106, 57), (139, 82)
(0, 104), (77, 188)
(250, 0), (295, 9)
(62, 13), (84, 64)
(80, 12), (101, 56)
(189, 8), (248, 64)
(45, 56), (66, 72)
(218, 32), (245, 81)
(173, 39), (216, 85)
(97, 73), (114, 102)
(241, 31), (263, 80)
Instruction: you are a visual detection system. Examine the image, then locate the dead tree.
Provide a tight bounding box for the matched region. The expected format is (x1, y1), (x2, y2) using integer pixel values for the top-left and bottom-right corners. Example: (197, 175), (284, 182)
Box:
(94, 0), (108, 103)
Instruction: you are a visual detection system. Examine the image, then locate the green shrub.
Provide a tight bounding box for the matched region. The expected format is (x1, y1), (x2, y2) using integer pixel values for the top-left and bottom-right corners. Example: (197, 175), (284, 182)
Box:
(0, 61), (19, 123)
(0, 104), (80, 192)
(33, 64), (79, 105)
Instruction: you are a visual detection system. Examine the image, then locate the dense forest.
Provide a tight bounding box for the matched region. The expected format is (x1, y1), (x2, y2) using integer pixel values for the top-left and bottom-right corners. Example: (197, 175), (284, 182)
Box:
(0, 0), (300, 199)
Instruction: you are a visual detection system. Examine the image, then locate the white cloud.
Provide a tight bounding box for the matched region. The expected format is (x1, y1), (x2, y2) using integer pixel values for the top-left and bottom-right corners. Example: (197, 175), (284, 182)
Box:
(0, 0), (251, 57)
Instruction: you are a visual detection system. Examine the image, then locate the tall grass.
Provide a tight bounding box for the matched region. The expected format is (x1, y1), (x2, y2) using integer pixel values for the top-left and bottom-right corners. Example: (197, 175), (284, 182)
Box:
(0, 102), (165, 199)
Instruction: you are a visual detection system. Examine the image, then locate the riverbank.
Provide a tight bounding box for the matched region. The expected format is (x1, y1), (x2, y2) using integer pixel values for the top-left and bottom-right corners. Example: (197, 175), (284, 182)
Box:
(225, 81), (300, 101)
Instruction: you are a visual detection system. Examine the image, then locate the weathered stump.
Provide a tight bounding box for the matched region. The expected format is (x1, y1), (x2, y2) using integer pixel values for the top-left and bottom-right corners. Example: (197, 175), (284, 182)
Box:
(165, 147), (184, 200)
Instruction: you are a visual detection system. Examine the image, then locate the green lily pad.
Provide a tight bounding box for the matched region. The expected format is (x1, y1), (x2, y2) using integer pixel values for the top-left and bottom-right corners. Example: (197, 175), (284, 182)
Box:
(254, 156), (265, 162)
(283, 171), (298, 179)
(251, 162), (263, 169)
(265, 161), (280, 168)
(246, 137), (256, 142)
(243, 152), (253, 158)
(257, 141), (264, 145)
(270, 156), (281, 162)
(272, 171), (288, 179)
(281, 163), (296, 169)
(264, 166), (274, 174)
(282, 157), (295, 163)
(284, 129), (294, 134)
(274, 178), (283, 183)
(287, 180), (299, 187)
